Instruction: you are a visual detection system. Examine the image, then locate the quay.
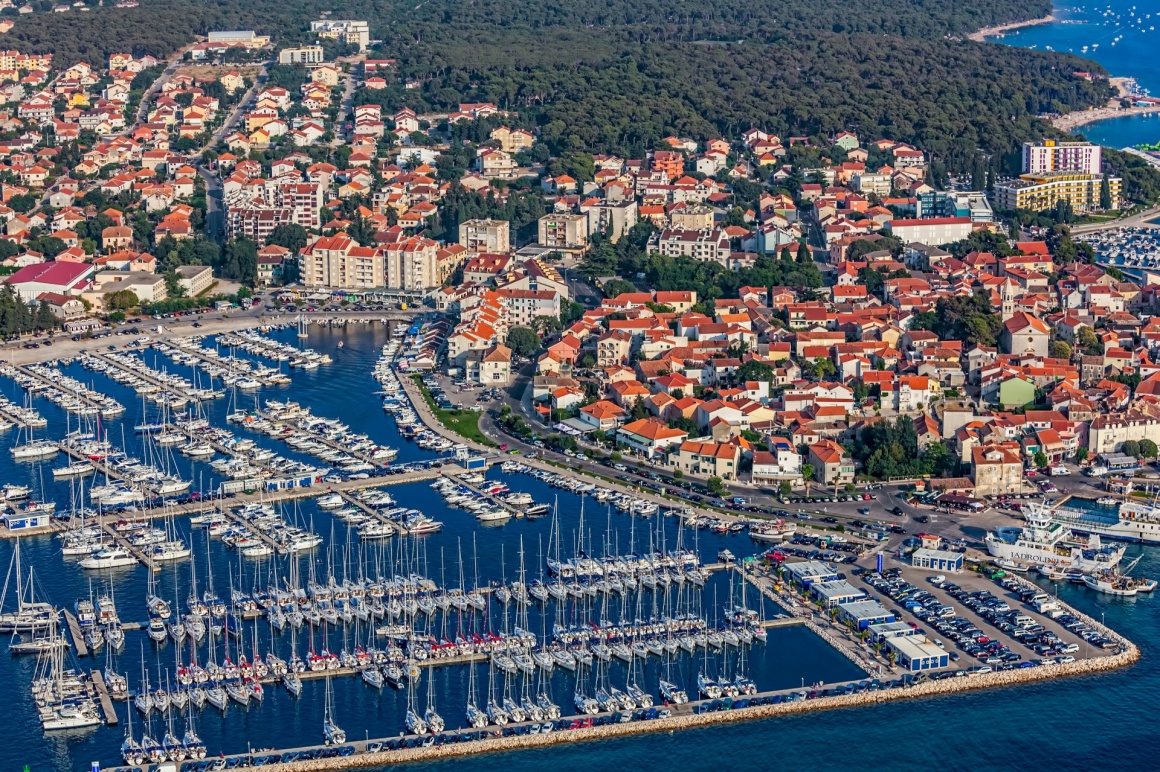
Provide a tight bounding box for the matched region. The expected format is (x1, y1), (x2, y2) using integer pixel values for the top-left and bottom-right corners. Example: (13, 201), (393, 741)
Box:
(62, 609), (89, 658)
(89, 670), (119, 726)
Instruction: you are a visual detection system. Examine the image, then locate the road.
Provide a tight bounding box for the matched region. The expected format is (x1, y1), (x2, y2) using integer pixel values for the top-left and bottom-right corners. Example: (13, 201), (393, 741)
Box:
(1071, 204), (1160, 234)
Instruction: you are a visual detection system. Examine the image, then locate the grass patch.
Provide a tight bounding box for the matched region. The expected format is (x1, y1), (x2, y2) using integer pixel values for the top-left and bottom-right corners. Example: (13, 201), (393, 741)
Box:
(410, 375), (496, 447)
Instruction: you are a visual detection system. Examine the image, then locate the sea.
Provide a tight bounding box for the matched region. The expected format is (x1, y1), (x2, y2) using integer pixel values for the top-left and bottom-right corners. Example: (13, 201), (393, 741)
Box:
(4, 325), (1160, 772)
(989, 1), (1160, 149)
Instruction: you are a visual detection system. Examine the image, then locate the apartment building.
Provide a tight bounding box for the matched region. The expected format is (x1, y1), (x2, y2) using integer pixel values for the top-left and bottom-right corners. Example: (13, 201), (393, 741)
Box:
(458, 218), (510, 253)
(1022, 140), (1102, 175)
(994, 172), (1121, 214)
(301, 232), (385, 289)
(278, 45), (324, 65)
(649, 227), (729, 263)
(537, 213), (589, 251)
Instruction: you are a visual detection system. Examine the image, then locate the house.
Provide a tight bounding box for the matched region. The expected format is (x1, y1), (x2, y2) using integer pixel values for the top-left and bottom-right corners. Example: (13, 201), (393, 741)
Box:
(971, 443), (1024, 497)
(808, 440), (854, 485)
(578, 400), (627, 432)
(670, 440), (741, 480)
(616, 418), (688, 459)
(750, 437), (803, 484)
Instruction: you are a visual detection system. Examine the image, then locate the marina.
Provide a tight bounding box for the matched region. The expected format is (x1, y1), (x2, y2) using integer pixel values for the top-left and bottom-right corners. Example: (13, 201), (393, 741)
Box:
(0, 322), (1146, 772)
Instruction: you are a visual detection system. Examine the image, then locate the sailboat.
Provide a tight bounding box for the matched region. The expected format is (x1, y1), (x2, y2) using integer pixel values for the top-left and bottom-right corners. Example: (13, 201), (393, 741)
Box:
(321, 674), (346, 745)
(465, 661), (488, 728)
(122, 694), (146, 766)
(423, 668), (444, 734)
(0, 539), (57, 632)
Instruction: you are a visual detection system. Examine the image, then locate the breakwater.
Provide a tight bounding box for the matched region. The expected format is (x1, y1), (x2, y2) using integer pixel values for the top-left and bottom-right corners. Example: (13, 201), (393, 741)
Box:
(142, 636), (1136, 772)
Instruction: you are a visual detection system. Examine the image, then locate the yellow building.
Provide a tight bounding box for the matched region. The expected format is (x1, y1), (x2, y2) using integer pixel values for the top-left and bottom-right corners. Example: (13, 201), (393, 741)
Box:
(994, 172), (1121, 213)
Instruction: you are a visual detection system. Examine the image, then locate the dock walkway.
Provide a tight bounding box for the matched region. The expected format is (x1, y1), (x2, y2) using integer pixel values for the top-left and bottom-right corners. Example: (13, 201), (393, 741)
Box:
(16, 364), (106, 412)
(62, 609), (89, 657)
(90, 669), (119, 725)
(99, 521), (160, 573)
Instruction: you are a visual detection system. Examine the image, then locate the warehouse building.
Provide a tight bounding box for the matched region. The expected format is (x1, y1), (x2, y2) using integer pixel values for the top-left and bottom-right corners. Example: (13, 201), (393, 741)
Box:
(810, 579), (867, 608)
(782, 560), (841, 589)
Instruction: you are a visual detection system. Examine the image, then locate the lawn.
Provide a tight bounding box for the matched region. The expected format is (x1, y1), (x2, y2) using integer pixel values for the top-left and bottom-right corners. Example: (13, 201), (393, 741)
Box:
(410, 375), (495, 447)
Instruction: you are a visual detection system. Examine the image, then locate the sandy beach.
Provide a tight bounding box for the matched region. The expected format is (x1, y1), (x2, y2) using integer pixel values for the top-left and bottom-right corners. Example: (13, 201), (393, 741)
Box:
(967, 14), (1055, 42)
(1052, 103), (1160, 132)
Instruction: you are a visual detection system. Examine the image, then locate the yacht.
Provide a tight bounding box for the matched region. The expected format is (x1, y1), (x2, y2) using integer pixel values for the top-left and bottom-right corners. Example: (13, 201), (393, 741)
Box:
(79, 547), (137, 570)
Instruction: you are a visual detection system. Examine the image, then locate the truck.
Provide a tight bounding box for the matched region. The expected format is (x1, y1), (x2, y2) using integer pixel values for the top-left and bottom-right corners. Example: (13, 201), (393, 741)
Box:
(1049, 465), (1071, 476)
(1085, 465), (1108, 478)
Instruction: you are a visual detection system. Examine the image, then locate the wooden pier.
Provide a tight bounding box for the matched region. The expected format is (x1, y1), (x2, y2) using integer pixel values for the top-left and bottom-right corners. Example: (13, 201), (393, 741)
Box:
(63, 609), (89, 658)
(90, 669), (119, 725)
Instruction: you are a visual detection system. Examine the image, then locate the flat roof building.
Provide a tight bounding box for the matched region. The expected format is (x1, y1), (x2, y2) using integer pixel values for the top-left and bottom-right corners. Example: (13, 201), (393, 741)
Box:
(810, 579), (866, 608)
(836, 600), (896, 630)
(911, 548), (964, 573)
(782, 560), (840, 589)
(886, 635), (949, 671)
(868, 620), (919, 643)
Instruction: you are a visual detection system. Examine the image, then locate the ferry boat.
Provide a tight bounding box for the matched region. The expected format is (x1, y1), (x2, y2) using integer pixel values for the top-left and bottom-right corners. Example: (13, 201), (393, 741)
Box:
(1047, 498), (1160, 545)
(985, 503), (1125, 571)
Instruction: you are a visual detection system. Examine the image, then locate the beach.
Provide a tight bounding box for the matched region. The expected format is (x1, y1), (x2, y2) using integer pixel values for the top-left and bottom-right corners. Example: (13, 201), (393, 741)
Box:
(967, 14), (1055, 43)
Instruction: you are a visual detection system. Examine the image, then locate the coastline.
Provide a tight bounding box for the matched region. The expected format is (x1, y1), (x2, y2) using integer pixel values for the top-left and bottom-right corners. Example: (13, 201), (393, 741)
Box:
(967, 14), (1055, 42)
(1053, 102), (1160, 133)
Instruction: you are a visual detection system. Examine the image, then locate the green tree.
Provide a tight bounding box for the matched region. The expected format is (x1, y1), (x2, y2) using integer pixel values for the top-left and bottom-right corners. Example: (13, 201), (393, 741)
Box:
(778, 480), (793, 497)
(802, 464), (815, 482)
(1122, 440), (1141, 458)
(103, 289), (139, 310)
(707, 477), (724, 496)
(505, 326), (540, 358)
(1048, 340), (1072, 360)
(267, 223), (309, 252)
(601, 278), (637, 298)
(1076, 326), (1101, 356)
(1074, 447), (1088, 464)
(735, 359), (774, 384)
(1140, 440), (1159, 459)
(1033, 451), (1048, 469)
(1100, 175), (1112, 210)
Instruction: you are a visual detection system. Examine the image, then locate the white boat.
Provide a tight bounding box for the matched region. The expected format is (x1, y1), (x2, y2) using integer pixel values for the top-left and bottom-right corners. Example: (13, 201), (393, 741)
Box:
(11, 439), (59, 460)
(53, 461), (94, 478)
(79, 548), (137, 570)
(985, 503), (1126, 571)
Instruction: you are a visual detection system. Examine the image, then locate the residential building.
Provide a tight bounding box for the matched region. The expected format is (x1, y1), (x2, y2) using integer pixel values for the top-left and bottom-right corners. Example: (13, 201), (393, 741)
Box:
(301, 232), (385, 289)
(175, 265), (212, 296)
(1022, 140), (1102, 175)
(670, 440), (740, 480)
(649, 227), (729, 263)
(808, 440), (854, 485)
(310, 19), (370, 50)
(616, 418), (688, 459)
(278, 46), (324, 65)
(459, 219), (510, 254)
(537, 213), (589, 251)
(994, 172), (1120, 213)
(971, 443), (1023, 497)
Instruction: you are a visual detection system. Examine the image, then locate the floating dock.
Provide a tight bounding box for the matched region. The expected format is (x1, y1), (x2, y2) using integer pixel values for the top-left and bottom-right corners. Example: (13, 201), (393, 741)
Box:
(90, 669), (119, 726)
(62, 609), (89, 658)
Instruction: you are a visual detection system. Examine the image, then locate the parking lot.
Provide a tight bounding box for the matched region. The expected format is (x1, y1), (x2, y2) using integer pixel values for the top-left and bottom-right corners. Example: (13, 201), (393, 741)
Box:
(858, 564), (1117, 680)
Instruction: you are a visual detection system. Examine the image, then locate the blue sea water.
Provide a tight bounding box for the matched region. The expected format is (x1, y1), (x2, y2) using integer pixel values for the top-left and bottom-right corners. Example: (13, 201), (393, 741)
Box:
(3, 325), (1159, 772)
(989, 0), (1160, 148)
